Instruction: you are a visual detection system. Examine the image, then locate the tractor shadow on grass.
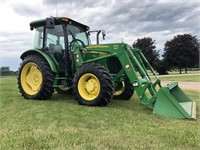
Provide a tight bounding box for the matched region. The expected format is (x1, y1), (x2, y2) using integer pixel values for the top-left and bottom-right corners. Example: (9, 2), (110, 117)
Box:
(46, 93), (152, 116)
(108, 95), (153, 114)
(47, 93), (77, 104)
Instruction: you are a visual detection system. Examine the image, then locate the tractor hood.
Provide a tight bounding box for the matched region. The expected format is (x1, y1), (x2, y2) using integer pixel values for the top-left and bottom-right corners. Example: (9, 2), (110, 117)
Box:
(85, 43), (130, 54)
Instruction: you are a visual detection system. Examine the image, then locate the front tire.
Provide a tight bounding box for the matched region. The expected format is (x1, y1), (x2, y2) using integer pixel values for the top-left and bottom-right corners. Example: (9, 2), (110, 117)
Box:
(17, 54), (55, 99)
(73, 63), (114, 106)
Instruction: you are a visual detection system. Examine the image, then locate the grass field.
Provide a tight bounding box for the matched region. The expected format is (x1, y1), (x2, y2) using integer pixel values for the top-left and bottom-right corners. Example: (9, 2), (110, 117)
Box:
(0, 76), (199, 150)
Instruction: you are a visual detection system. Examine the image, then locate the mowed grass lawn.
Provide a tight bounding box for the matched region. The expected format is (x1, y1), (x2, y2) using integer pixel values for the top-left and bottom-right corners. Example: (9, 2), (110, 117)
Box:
(0, 76), (199, 150)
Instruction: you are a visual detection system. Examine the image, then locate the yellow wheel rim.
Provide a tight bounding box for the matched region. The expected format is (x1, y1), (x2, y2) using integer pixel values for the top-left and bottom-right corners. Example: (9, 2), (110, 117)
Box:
(78, 73), (100, 101)
(114, 81), (125, 96)
(21, 62), (43, 95)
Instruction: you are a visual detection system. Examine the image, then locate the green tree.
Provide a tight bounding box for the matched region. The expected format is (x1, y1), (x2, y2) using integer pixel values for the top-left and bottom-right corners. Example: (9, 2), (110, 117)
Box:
(132, 37), (159, 68)
(0, 66), (10, 76)
(155, 59), (169, 75)
(163, 34), (199, 74)
(0, 66), (17, 76)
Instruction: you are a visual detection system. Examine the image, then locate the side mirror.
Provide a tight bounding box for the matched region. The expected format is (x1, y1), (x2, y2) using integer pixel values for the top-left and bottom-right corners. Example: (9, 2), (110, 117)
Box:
(30, 26), (34, 31)
(102, 30), (106, 40)
(46, 17), (55, 29)
(88, 30), (106, 44)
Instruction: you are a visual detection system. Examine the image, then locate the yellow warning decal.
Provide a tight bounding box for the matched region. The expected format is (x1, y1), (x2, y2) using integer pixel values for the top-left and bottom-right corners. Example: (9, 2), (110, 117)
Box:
(86, 45), (109, 48)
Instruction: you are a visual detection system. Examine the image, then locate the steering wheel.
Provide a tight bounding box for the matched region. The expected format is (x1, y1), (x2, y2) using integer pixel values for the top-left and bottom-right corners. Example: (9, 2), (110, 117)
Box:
(69, 39), (86, 51)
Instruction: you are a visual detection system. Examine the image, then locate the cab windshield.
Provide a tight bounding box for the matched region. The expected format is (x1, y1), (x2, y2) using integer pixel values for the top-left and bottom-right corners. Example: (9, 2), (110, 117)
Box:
(67, 24), (89, 45)
(33, 24), (90, 51)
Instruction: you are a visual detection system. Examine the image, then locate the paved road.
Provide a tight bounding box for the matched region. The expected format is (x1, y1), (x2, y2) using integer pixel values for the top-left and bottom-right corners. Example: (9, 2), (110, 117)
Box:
(161, 81), (200, 92)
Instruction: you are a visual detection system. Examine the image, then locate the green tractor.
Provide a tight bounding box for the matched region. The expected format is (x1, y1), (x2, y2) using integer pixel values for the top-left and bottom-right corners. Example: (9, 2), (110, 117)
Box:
(17, 17), (196, 119)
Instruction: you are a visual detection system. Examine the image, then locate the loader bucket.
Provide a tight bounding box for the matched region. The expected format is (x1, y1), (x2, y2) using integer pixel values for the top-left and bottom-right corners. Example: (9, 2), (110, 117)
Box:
(153, 82), (196, 119)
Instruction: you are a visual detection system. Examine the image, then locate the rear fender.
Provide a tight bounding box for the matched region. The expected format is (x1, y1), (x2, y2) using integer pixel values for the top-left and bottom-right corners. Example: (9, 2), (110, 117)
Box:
(20, 49), (58, 73)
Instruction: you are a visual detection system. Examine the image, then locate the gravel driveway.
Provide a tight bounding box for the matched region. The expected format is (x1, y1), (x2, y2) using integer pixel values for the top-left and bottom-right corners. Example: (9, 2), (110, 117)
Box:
(161, 81), (200, 92)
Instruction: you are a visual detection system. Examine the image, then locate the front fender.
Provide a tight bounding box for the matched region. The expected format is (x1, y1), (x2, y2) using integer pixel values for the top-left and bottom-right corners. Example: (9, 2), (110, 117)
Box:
(20, 49), (58, 73)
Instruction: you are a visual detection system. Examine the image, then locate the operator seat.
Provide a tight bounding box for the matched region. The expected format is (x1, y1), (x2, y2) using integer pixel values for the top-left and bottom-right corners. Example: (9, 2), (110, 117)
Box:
(49, 43), (66, 73)
(49, 43), (55, 53)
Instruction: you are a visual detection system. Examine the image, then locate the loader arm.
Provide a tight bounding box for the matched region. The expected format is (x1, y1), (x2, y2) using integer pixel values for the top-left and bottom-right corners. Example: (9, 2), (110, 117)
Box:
(117, 44), (196, 119)
(117, 44), (160, 109)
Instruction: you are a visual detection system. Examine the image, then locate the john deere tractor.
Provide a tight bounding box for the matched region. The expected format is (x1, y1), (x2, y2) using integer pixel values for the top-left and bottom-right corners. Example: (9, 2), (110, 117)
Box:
(17, 17), (196, 119)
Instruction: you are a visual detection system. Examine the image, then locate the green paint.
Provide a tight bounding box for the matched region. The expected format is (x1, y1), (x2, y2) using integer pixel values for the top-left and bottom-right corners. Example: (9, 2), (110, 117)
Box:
(153, 83), (195, 119)
(21, 49), (58, 73)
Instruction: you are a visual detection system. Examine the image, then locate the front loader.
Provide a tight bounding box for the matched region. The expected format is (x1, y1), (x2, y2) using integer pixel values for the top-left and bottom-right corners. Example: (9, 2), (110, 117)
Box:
(17, 17), (196, 119)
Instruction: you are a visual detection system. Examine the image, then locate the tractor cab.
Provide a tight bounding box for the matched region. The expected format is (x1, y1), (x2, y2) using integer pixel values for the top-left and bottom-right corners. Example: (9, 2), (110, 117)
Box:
(30, 17), (90, 73)
(30, 17), (90, 48)
(30, 17), (105, 74)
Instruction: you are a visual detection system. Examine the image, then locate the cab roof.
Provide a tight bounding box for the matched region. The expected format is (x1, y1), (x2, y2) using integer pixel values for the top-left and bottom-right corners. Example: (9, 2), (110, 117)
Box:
(30, 17), (90, 30)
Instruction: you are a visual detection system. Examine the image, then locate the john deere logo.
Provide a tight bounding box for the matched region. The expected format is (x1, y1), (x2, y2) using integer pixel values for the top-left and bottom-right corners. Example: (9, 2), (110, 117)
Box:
(113, 45), (119, 49)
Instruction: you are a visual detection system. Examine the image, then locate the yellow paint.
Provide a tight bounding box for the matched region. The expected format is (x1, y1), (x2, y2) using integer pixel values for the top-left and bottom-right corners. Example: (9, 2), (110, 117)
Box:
(85, 51), (107, 55)
(21, 62), (42, 95)
(78, 73), (100, 101)
(113, 44), (119, 49)
(86, 45), (109, 49)
(114, 81), (125, 96)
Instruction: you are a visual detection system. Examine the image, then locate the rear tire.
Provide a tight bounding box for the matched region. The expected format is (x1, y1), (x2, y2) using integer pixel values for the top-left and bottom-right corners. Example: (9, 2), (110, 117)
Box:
(73, 63), (114, 106)
(113, 78), (134, 100)
(17, 54), (55, 99)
